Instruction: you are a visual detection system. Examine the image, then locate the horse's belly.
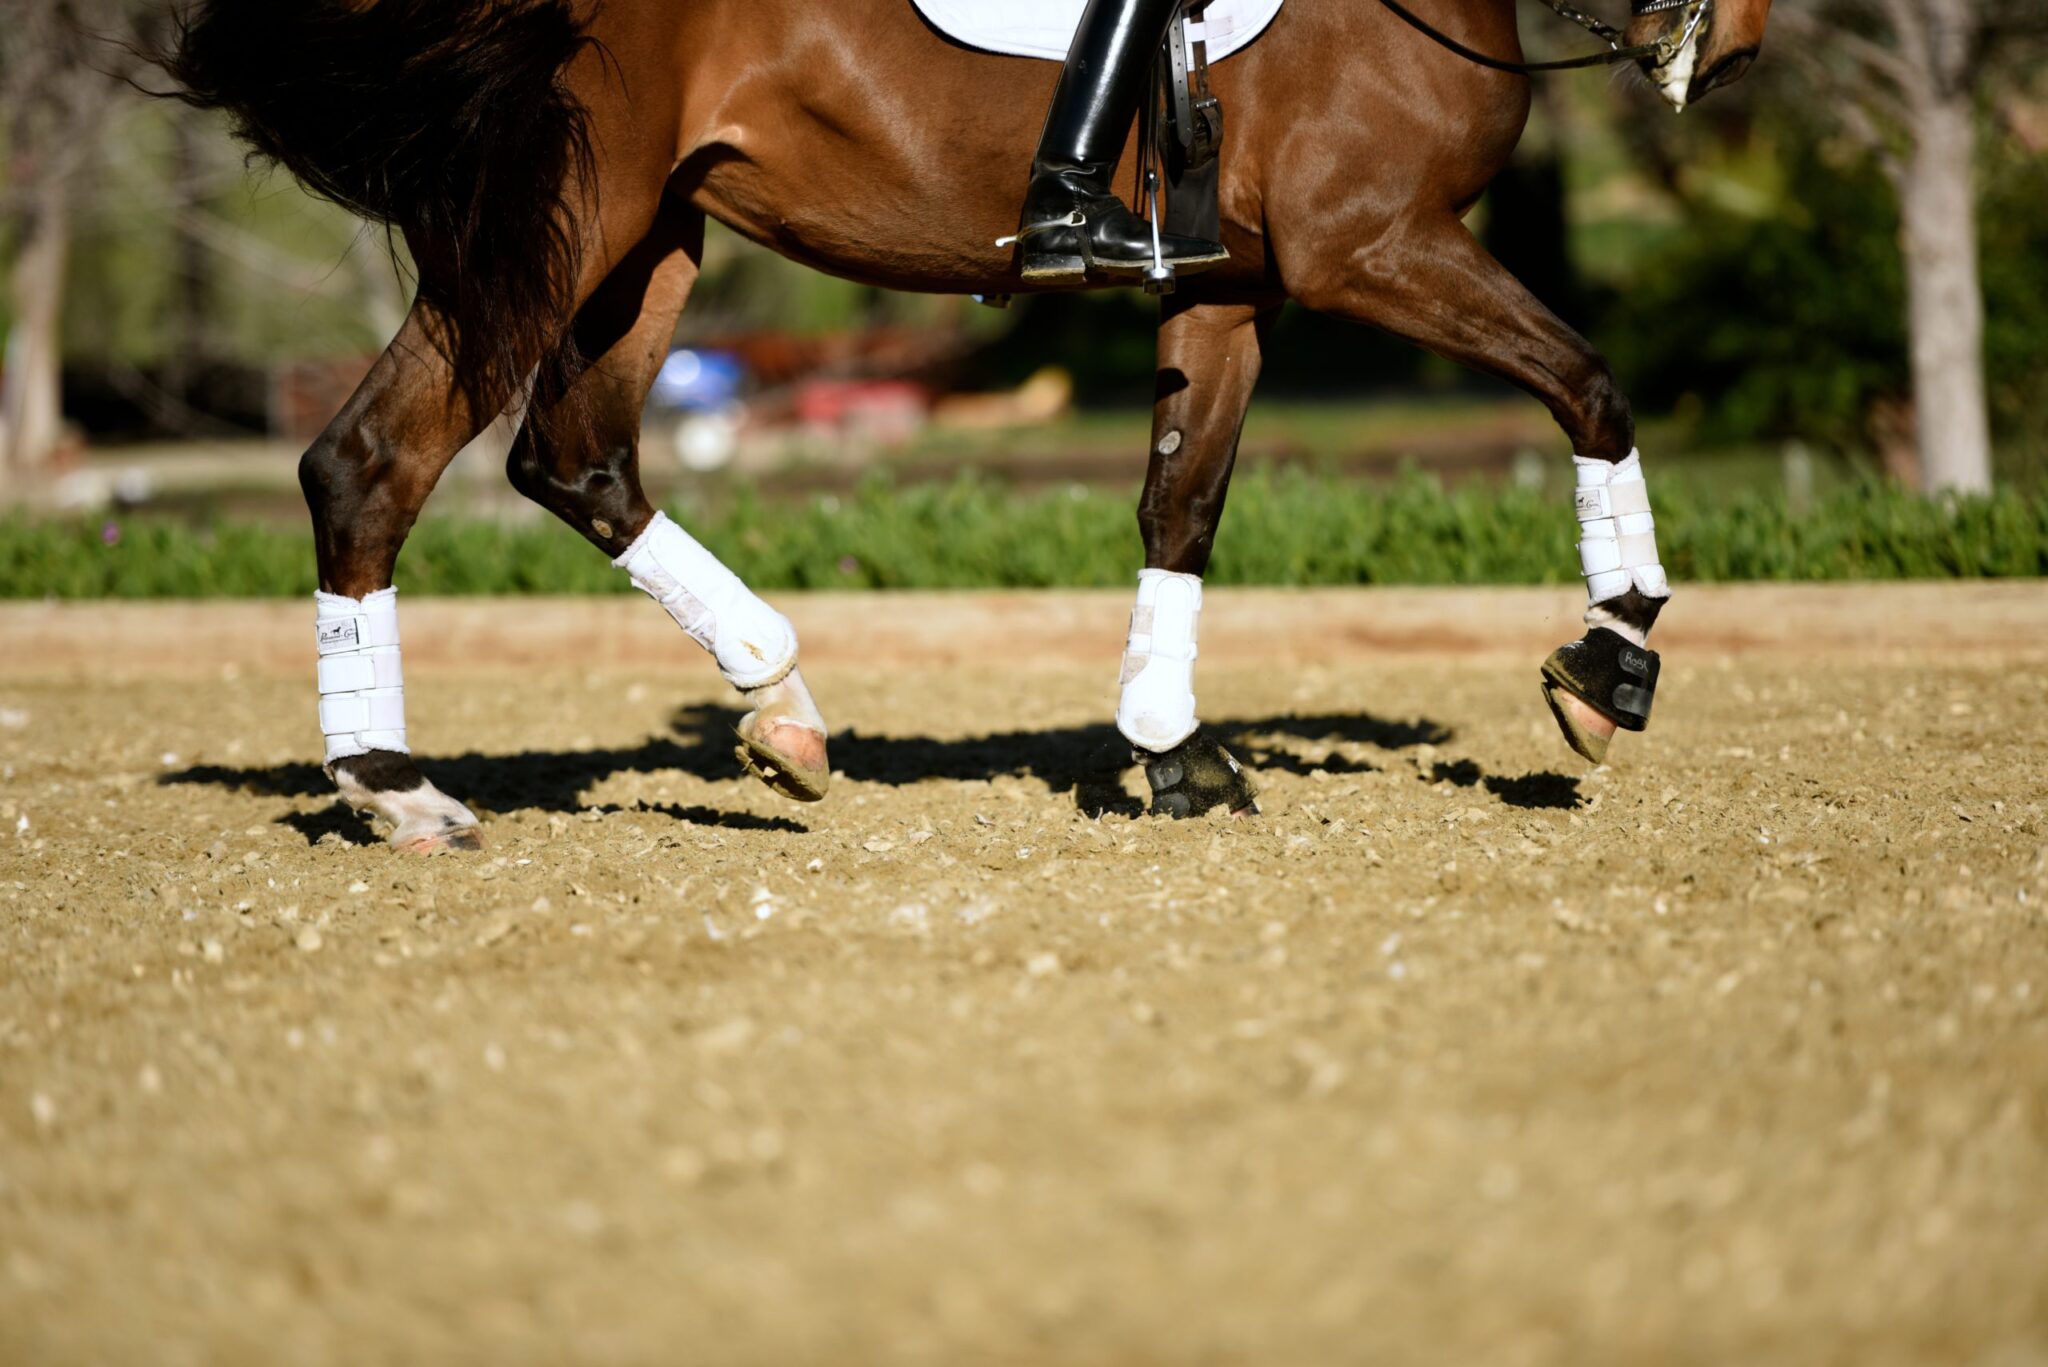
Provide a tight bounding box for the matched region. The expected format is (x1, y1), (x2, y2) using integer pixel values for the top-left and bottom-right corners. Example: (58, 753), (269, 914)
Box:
(694, 161), (1021, 296)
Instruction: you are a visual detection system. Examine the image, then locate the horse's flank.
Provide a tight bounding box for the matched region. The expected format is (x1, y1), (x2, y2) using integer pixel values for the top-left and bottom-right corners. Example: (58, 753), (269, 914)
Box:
(641, 0), (1531, 301)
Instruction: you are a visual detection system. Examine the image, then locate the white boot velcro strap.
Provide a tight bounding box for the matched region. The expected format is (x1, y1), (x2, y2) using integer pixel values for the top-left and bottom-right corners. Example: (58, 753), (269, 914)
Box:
(1572, 479), (1652, 522)
(1573, 450), (1669, 603)
(315, 652), (404, 695)
(318, 691), (408, 737)
(614, 511), (796, 690)
(316, 587), (407, 763)
(1117, 569), (1201, 753)
(1577, 532), (1662, 577)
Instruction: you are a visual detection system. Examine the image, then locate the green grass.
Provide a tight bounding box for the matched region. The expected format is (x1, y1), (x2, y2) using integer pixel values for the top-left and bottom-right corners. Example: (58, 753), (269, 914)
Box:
(5, 472), (2044, 599)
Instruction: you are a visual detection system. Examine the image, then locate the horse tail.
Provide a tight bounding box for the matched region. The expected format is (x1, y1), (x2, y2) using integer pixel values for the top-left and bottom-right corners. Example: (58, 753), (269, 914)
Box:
(166, 0), (600, 422)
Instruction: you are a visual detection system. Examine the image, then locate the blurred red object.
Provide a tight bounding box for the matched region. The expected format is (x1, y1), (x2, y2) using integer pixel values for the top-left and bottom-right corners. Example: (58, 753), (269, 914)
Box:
(793, 379), (930, 443)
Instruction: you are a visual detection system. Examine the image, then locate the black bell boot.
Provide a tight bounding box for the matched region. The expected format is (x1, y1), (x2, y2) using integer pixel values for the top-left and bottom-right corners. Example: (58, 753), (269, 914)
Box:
(1007, 0), (1229, 283)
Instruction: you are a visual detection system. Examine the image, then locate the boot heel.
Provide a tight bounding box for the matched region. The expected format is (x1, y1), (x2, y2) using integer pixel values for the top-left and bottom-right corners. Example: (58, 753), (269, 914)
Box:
(1020, 251), (1087, 282)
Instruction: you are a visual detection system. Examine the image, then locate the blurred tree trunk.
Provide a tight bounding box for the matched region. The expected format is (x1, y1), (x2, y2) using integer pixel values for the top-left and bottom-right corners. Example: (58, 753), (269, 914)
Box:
(0, 0), (147, 490)
(1898, 84), (1990, 493)
(1774, 0), (2047, 494)
(0, 179), (73, 486)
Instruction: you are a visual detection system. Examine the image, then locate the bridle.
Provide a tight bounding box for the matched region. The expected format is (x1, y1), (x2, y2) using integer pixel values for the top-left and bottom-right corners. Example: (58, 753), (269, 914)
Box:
(1375, 0), (1712, 75)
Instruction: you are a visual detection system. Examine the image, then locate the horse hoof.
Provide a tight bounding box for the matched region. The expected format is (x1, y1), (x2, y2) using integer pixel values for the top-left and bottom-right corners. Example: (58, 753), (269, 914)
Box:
(393, 822), (484, 855)
(1140, 729), (1258, 819)
(736, 669), (831, 803)
(735, 721), (830, 804)
(1540, 630), (1659, 766)
(333, 765), (484, 855)
(1541, 681), (1616, 766)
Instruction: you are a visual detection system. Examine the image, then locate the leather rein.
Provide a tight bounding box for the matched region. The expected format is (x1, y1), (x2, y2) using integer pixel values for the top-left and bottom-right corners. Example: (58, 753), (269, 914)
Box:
(1374, 0), (1711, 74)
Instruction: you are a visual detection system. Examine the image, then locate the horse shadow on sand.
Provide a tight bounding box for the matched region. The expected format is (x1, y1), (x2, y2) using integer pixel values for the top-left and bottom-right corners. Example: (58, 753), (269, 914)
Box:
(163, 703), (1581, 844)
(163, 725), (815, 846)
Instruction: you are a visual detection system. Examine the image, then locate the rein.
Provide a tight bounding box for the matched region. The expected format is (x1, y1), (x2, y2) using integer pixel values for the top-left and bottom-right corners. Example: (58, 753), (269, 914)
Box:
(1374, 0), (1710, 75)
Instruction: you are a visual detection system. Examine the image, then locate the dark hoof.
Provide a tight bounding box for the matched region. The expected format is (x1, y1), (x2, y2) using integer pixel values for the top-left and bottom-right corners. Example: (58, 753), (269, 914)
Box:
(1539, 629), (1661, 766)
(1140, 729), (1259, 820)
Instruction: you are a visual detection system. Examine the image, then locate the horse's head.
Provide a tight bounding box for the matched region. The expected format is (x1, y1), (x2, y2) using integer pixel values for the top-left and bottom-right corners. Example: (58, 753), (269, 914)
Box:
(1627, 0), (1770, 112)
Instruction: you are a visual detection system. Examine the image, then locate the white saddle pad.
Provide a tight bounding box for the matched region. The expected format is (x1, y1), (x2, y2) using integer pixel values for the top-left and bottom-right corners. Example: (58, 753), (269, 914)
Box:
(911, 0), (1284, 63)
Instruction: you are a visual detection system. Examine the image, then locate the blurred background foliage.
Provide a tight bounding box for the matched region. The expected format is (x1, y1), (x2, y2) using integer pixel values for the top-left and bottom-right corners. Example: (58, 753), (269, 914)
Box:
(12, 474), (2044, 598)
(3, 1), (2046, 591)
(1606, 126), (2048, 462)
(16, 20), (2043, 459)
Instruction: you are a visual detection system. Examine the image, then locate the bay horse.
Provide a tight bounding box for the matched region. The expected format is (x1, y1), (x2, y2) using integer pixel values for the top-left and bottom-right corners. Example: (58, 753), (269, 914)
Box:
(168, 0), (1770, 851)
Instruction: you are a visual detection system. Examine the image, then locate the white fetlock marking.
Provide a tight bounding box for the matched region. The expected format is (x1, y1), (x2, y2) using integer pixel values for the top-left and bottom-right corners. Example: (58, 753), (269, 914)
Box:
(743, 666), (827, 740)
(1574, 449), (1669, 613)
(1117, 569), (1201, 753)
(316, 588), (406, 764)
(615, 512), (797, 690)
(1585, 603), (1650, 649)
(334, 768), (478, 843)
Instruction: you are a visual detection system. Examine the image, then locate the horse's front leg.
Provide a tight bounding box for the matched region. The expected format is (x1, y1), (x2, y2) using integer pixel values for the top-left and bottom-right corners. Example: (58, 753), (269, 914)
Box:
(305, 307), (496, 852)
(1288, 218), (1669, 765)
(506, 206), (829, 802)
(1117, 296), (1277, 818)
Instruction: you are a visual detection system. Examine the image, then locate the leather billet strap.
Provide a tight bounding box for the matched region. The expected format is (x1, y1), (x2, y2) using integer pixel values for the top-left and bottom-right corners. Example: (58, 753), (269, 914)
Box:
(316, 587), (407, 763)
(1163, 3), (1221, 168)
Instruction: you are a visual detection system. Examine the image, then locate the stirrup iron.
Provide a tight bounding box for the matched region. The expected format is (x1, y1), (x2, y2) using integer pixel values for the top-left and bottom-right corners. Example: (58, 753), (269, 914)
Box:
(1142, 167), (1174, 296)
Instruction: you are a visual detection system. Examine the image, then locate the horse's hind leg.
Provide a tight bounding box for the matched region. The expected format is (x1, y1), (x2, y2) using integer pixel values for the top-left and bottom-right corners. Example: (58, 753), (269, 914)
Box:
(307, 198), (675, 850)
(1119, 296), (1277, 818)
(303, 308), (505, 852)
(1287, 219), (1669, 765)
(506, 205), (829, 802)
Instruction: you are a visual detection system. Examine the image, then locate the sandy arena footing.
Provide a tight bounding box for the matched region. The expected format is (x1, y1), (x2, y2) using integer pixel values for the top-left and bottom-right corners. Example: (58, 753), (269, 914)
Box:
(3, 583), (2045, 1364)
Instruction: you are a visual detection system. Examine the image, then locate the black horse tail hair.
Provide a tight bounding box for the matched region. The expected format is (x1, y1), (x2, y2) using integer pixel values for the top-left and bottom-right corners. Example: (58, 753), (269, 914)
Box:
(165, 0), (600, 427)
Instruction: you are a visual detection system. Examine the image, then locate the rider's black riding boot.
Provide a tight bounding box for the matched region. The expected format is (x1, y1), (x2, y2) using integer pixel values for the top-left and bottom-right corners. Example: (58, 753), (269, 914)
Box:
(1010, 0), (1229, 283)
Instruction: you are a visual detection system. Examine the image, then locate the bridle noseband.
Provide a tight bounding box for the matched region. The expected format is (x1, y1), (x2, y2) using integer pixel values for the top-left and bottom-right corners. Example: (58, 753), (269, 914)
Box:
(1375, 0), (1713, 76)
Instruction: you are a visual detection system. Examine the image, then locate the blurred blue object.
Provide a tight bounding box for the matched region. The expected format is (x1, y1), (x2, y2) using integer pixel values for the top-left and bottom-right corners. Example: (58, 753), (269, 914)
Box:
(648, 349), (745, 414)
